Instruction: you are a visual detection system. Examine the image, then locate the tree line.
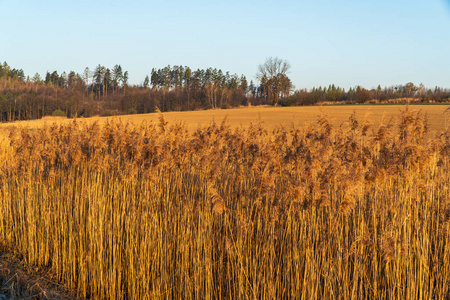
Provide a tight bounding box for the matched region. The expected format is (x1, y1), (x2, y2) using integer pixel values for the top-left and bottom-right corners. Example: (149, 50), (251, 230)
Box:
(285, 82), (450, 106)
(0, 60), (448, 122)
(0, 62), (252, 122)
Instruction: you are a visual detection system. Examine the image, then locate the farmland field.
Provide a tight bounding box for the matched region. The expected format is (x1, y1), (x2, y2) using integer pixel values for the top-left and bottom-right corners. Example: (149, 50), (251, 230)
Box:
(1, 104), (449, 134)
(0, 105), (449, 299)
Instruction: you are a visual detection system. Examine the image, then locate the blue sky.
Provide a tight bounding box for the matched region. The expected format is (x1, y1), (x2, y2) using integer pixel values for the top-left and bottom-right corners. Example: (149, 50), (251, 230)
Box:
(0, 0), (449, 90)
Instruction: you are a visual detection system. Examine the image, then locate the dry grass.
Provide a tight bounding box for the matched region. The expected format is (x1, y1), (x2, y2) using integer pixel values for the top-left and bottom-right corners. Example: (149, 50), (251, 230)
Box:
(0, 250), (80, 300)
(0, 108), (449, 299)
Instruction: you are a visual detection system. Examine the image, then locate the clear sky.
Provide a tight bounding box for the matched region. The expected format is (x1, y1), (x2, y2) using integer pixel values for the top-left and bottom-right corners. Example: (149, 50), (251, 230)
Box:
(0, 0), (449, 90)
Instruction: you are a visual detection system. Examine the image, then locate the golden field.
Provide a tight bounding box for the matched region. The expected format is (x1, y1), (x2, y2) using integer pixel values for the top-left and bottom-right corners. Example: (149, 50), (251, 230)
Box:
(0, 105), (449, 299)
(1, 104), (449, 134)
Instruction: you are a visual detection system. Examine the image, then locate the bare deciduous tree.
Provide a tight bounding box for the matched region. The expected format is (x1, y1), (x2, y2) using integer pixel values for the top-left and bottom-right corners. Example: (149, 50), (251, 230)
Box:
(256, 57), (293, 106)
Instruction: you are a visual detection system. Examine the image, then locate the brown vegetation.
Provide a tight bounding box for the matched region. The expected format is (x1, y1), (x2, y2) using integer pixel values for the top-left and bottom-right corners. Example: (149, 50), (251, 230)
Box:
(1, 61), (449, 124)
(0, 110), (449, 298)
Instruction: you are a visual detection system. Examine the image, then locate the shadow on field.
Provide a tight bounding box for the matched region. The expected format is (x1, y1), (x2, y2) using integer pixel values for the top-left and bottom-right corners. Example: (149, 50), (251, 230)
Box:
(0, 249), (80, 300)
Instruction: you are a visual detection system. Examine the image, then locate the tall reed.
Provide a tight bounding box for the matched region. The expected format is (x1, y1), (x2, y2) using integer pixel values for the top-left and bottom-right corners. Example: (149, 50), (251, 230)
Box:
(0, 111), (448, 299)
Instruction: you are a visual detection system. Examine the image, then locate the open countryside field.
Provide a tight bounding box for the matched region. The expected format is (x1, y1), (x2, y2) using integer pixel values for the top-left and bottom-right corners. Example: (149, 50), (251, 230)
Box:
(1, 104), (449, 134)
(0, 105), (449, 299)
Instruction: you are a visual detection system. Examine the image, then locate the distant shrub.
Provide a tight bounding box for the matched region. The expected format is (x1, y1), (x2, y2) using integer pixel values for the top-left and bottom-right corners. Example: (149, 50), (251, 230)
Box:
(52, 109), (66, 117)
(100, 109), (119, 117)
(127, 108), (137, 115)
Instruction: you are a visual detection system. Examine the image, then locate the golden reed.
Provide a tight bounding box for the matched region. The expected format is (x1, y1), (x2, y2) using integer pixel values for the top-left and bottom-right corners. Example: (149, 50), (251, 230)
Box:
(0, 110), (448, 299)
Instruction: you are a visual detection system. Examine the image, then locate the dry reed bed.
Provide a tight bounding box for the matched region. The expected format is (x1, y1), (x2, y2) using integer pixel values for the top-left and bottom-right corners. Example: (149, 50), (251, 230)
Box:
(0, 111), (449, 299)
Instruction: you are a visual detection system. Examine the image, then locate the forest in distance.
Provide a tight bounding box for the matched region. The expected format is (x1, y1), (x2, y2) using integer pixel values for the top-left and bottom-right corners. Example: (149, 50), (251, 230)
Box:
(0, 60), (449, 122)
